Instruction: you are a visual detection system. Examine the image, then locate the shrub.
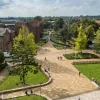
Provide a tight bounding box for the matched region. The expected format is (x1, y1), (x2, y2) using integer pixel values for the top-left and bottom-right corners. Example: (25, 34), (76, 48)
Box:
(0, 62), (7, 72)
(38, 39), (48, 46)
(0, 51), (5, 63)
(73, 61), (100, 65)
(64, 52), (99, 60)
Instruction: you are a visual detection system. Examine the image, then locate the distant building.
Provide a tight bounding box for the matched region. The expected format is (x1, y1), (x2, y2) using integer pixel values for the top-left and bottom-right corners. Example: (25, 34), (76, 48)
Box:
(95, 20), (100, 25)
(0, 20), (42, 51)
(15, 20), (42, 43)
(0, 28), (15, 51)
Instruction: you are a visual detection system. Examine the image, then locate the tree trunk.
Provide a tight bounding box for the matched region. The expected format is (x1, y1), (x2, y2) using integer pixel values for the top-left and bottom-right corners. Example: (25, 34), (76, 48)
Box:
(22, 74), (25, 84)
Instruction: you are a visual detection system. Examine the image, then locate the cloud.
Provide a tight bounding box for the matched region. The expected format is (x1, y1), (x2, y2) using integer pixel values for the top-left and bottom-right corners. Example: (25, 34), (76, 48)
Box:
(0, 0), (100, 17)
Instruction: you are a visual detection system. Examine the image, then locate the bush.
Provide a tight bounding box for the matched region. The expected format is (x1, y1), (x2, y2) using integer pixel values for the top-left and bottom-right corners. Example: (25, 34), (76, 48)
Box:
(50, 34), (69, 49)
(38, 39), (48, 46)
(94, 50), (100, 54)
(0, 62), (7, 72)
(0, 51), (5, 63)
(73, 61), (100, 65)
(64, 52), (99, 60)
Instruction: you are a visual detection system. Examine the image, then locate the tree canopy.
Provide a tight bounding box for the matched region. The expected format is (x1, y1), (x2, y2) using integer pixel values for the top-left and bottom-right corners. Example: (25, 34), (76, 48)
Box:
(94, 28), (100, 52)
(54, 18), (64, 31)
(34, 16), (42, 21)
(72, 25), (88, 53)
(10, 26), (39, 84)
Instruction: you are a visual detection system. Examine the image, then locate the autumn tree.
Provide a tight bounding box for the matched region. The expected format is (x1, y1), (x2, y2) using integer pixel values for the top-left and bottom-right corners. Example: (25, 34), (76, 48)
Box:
(10, 26), (39, 84)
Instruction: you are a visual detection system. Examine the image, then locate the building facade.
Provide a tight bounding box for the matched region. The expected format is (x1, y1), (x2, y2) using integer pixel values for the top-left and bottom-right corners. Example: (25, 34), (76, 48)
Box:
(15, 20), (42, 43)
(0, 28), (15, 51)
(0, 20), (42, 51)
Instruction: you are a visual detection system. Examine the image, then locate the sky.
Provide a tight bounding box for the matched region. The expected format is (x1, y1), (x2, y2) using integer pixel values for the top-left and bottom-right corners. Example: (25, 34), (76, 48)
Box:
(0, 0), (100, 17)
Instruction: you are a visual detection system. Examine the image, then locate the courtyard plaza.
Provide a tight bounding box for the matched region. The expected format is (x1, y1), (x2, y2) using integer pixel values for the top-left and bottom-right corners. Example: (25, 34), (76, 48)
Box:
(0, 41), (100, 99)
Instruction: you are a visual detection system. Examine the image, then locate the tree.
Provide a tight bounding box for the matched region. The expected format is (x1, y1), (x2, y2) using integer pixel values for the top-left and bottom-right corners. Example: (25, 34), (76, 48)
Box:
(43, 21), (53, 29)
(34, 16), (42, 21)
(94, 28), (100, 53)
(85, 25), (95, 39)
(54, 18), (64, 31)
(60, 26), (69, 45)
(10, 26), (39, 84)
(72, 25), (88, 53)
(0, 51), (5, 63)
(68, 23), (78, 38)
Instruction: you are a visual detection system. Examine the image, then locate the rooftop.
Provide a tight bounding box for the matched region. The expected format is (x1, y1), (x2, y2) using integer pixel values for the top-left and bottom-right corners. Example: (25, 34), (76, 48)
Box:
(0, 28), (11, 36)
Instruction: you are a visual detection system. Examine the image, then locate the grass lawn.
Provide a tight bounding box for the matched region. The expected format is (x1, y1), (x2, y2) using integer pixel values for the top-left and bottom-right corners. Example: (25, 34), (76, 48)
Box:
(74, 64), (100, 82)
(0, 65), (48, 91)
(64, 52), (99, 59)
(7, 95), (47, 100)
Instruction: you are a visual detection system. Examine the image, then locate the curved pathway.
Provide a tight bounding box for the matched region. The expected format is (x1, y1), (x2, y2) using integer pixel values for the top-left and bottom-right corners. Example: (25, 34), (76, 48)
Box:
(0, 41), (100, 99)
(35, 41), (99, 99)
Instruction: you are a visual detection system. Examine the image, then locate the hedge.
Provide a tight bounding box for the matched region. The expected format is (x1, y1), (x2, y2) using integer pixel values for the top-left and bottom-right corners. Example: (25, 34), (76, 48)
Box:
(0, 63), (8, 72)
(64, 52), (99, 60)
(73, 61), (100, 65)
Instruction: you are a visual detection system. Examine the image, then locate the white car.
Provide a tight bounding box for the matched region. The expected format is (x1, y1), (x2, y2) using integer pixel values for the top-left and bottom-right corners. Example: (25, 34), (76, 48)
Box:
(3, 52), (11, 58)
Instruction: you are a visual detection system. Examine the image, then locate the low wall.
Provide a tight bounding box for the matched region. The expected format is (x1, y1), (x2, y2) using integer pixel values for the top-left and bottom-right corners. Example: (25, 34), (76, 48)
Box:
(0, 67), (52, 95)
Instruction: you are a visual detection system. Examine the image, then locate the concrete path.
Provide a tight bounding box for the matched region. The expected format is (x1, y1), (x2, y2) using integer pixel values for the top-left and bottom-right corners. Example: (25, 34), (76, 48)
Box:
(0, 62), (14, 81)
(0, 41), (100, 99)
(35, 41), (98, 99)
(58, 90), (100, 100)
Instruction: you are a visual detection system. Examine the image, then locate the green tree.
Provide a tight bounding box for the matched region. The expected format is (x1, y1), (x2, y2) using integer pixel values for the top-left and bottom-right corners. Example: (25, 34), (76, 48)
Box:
(34, 16), (42, 21)
(60, 26), (69, 45)
(68, 23), (78, 38)
(43, 21), (53, 29)
(0, 51), (5, 63)
(54, 18), (64, 31)
(72, 25), (88, 53)
(10, 26), (39, 84)
(85, 25), (95, 39)
(94, 28), (100, 53)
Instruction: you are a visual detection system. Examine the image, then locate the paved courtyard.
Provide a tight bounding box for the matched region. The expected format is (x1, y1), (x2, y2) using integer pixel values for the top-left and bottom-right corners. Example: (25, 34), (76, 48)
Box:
(0, 41), (100, 99)
(35, 42), (98, 99)
(58, 90), (100, 100)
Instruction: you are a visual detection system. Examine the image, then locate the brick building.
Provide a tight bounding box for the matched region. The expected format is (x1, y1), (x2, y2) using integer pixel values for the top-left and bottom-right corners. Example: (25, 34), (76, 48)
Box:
(15, 20), (42, 43)
(0, 20), (42, 51)
(0, 28), (15, 51)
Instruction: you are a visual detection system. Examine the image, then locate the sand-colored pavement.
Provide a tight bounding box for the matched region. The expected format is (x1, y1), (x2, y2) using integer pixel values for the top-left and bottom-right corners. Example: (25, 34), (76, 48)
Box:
(0, 41), (100, 99)
(35, 42), (98, 99)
